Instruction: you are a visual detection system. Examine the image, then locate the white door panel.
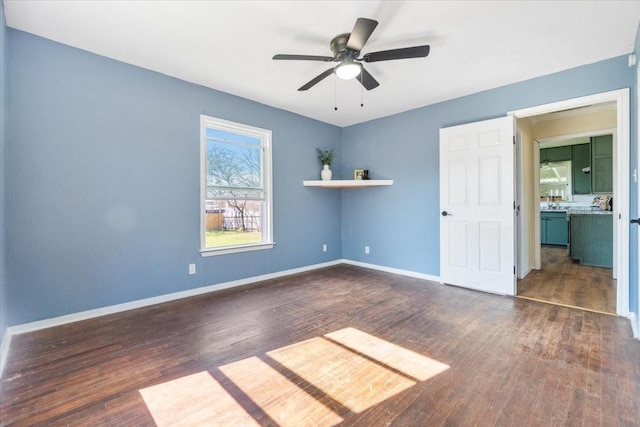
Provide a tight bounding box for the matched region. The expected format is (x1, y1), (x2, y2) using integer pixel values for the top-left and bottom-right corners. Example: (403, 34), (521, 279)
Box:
(440, 116), (516, 295)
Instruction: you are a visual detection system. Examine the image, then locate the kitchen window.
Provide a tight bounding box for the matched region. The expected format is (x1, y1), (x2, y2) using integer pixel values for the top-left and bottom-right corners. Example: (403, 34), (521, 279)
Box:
(200, 115), (274, 256)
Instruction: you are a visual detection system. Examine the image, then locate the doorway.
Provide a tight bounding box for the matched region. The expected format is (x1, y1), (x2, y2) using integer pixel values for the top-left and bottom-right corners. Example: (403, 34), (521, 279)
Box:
(509, 89), (630, 316)
(520, 128), (617, 314)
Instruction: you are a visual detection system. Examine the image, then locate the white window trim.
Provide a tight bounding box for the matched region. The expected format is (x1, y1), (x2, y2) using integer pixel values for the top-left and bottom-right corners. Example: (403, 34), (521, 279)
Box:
(200, 115), (274, 257)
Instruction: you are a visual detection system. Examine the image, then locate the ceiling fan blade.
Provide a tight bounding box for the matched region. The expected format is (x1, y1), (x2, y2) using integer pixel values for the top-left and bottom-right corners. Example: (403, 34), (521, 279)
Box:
(346, 18), (379, 52)
(298, 68), (335, 91)
(363, 45), (430, 62)
(357, 67), (380, 91)
(273, 54), (335, 62)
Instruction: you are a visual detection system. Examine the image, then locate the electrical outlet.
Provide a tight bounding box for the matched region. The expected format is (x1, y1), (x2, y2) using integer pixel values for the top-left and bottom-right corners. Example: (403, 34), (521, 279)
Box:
(323, 244), (328, 252)
(189, 264), (196, 275)
(365, 246), (370, 254)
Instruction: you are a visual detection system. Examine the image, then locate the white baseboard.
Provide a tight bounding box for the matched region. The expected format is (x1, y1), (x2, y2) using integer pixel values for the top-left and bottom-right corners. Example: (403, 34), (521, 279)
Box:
(518, 266), (533, 280)
(0, 259), (342, 378)
(0, 329), (12, 379)
(630, 312), (639, 340)
(342, 259), (441, 283)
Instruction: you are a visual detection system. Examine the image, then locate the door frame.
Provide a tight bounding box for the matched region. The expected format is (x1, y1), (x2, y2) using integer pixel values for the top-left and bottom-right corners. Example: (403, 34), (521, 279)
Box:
(636, 62), (640, 337)
(508, 88), (630, 317)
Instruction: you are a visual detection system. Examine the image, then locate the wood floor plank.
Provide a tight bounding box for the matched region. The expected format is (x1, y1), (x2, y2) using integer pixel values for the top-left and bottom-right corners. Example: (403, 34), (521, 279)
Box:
(1, 264), (638, 426)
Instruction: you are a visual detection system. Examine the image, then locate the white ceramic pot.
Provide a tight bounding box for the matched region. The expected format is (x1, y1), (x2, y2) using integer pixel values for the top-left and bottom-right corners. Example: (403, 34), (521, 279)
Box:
(321, 164), (332, 180)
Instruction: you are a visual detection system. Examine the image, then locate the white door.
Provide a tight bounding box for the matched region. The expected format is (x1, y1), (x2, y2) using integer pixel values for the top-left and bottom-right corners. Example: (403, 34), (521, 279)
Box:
(440, 116), (516, 295)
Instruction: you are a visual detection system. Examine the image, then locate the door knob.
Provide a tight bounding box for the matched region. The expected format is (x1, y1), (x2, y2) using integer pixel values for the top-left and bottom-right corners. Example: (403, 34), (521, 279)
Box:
(441, 211), (451, 217)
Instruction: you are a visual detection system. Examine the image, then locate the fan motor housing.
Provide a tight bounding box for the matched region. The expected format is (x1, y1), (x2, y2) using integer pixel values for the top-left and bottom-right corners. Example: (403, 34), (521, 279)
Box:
(330, 33), (358, 60)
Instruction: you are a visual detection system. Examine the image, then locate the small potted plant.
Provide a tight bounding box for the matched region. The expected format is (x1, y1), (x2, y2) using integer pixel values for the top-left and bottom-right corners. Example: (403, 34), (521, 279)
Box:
(317, 148), (335, 180)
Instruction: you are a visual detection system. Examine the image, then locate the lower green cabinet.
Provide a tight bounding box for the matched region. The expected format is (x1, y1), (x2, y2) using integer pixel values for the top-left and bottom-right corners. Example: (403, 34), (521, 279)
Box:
(541, 211), (568, 245)
(569, 214), (613, 268)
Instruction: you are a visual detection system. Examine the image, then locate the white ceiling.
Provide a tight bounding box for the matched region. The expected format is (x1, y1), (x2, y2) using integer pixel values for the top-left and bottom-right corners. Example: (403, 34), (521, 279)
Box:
(4, 1), (640, 127)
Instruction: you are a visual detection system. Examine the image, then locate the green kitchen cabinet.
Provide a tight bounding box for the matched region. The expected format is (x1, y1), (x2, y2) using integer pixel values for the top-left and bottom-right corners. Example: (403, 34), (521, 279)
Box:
(569, 213), (612, 268)
(571, 143), (591, 194)
(541, 146), (572, 163)
(591, 135), (613, 193)
(541, 211), (568, 245)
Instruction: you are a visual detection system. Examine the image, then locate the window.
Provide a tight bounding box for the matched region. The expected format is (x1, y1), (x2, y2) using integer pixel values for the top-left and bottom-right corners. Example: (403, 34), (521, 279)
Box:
(200, 115), (273, 256)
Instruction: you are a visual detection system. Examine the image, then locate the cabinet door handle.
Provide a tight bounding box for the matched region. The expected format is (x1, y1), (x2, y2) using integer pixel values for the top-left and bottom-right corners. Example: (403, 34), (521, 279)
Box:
(631, 218), (640, 225)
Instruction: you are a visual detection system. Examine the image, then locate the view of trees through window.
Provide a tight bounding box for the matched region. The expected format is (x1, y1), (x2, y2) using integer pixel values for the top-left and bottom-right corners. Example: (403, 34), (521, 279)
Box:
(204, 127), (264, 248)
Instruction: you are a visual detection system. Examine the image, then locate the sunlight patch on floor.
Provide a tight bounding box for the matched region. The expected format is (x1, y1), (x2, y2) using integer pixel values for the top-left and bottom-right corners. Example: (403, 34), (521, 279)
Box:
(139, 327), (449, 425)
(266, 337), (416, 413)
(325, 327), (450, 381)
(138, 371), (259, 427)
(219, 356), (344, 427)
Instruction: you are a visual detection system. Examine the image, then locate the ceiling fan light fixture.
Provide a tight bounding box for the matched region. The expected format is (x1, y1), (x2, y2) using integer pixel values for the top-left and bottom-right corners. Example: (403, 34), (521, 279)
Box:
(274, 17), (428, 91)
(335, 61), (361, 80)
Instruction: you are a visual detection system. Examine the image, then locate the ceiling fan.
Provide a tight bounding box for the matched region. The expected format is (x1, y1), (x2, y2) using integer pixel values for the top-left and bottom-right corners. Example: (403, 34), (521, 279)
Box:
(273, 18), (430, 91)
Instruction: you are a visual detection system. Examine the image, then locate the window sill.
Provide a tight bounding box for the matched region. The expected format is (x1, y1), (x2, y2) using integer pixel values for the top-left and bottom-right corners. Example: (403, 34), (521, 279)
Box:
(200, 242), (275, 257)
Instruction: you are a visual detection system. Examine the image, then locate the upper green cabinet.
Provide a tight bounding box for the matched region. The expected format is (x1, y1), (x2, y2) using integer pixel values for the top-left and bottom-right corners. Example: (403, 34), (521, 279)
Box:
(591, 135), (613, 193)
(571, 143), (591, 194)
(540, 135), (613, 195)
(540, 146), (572, 163)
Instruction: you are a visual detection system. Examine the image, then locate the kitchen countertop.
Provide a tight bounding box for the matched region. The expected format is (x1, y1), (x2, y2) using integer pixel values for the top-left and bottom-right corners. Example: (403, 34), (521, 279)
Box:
(541, 207), (612, 215)
(567, 209), (612, 215)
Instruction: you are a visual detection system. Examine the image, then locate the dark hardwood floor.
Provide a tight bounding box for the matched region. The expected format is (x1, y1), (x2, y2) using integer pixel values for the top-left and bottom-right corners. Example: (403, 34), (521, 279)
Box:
(1, 264), (639, 426)
(518, 246), (616, 314)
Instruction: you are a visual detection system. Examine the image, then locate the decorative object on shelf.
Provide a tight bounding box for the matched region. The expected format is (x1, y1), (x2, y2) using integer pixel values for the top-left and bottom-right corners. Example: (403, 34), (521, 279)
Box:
(321, 164), (332, 180)
(317, 148), (335, 181)
(354, 169), (364, 180)
(362, 170), (369, 180)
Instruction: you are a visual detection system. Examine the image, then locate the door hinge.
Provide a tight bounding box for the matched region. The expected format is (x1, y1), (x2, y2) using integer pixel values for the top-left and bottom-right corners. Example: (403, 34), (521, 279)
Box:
(513, 136), (516, 145)
(514, 266), (516, 274)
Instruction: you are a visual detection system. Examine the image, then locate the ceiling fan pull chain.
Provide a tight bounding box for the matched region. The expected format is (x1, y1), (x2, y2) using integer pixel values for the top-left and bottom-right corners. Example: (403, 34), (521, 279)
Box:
(334, 75), (338, 111)
(360, 73), (364, 107)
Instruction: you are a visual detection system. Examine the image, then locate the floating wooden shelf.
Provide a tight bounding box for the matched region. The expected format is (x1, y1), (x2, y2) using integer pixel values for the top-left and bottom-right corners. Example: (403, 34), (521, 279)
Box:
(303, 180), (393, 188)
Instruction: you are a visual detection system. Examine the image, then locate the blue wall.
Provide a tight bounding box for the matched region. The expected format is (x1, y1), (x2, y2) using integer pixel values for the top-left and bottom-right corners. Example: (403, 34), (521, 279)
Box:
(341, 55), (637, 306)
(0, 5), (8, 343)
(4, 29), (342, 327)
